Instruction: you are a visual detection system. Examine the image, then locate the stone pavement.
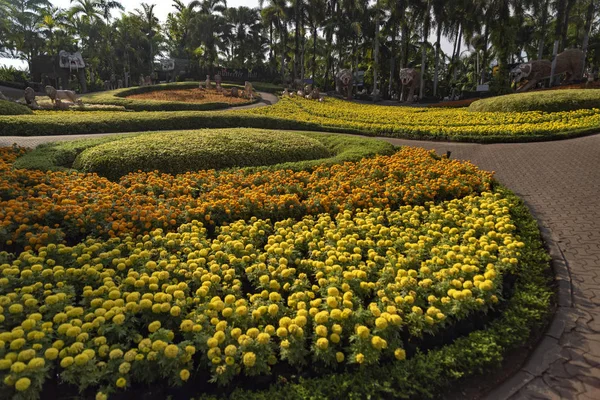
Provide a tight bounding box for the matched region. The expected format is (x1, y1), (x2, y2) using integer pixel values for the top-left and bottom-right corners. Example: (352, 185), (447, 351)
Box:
(1, 125), (599, 398)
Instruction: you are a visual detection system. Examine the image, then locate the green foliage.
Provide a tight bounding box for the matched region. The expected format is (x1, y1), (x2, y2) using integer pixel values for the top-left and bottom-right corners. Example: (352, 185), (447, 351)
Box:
(0, 65), (28, 84)
(192, 187), (553, 400)
(470, 89), (600, 112)
(0, 100), (32, 115)
(80, 82), (257, 111)
(71, 129), (332, 179)
(14, 130), (394, 179)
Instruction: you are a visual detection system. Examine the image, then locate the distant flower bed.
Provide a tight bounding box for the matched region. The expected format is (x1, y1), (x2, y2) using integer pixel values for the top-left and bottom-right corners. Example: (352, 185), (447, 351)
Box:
(126, 88), (252, 105)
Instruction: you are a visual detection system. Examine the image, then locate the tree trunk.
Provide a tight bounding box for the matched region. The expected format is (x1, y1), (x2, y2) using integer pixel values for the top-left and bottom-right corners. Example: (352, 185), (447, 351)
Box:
(280, 25), (286, 79)
(550, 0), (567, 86)
(420, 0), (431, 99)
(388, 21), (397, 98)
(294, 1), (300, 80)
(312, 25), (318, 82)
(537, 0), (550, 60)
(562, 0), (576, 49)
(452, 25), (462, 82)
(433, 19), (442, 96)
(480, 24), (489, 85)
(372, 1), (380, 95)
(581, 0), (595, 76)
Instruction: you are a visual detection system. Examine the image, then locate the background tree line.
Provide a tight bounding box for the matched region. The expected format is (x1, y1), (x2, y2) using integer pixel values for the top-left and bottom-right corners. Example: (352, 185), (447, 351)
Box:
(0, 0), (598, 97)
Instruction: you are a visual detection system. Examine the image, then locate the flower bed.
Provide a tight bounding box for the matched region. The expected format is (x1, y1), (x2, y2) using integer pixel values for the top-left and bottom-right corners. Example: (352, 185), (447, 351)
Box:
(0, 146), (553, 400)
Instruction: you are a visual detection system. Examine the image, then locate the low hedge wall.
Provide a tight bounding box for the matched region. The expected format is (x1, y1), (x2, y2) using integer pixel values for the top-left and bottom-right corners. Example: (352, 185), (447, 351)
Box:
(0, 100), (32, 115)
(80, 82), (259, 111)
(13, 130), (395, 176)
(469, 89), (600, 112)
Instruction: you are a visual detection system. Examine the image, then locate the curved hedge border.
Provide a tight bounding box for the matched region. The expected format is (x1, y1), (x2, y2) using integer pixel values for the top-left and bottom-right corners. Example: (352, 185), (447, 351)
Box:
(187, 186), (554, 400)
(80, 82), (260, 111)
(469, 89), (600, 113)
(72, 130), (332, 180)
(0, 99), (32, 116)
(3, 110), (600, 144)
(13, 130), (395, 174)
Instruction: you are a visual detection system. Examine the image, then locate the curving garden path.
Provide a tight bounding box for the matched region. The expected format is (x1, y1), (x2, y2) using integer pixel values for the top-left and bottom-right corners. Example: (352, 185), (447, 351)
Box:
(0, 121), (598, 398)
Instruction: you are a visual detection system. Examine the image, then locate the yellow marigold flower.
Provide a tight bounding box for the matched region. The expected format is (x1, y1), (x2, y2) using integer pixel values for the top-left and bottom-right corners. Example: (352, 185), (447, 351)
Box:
(371, 336), (387, 350)
(15, 377), (31, 392)
(394, 348), (406, 360)
(315, 325), (328, 337)
(355, 353), (365, 364)
(375, 317), (388, 329)
(109, 349), (123, 360)
(148, 321), (161, 333)
(164, 344), (179, 359)
(330, 333), (341, 344)
(116, 377), (127, 388)
(335, 352), (345, 363)
(74, 354), (89, 366)
(316, 338), (329, 350)
(11, 361), (26, 373)
(119, 362), (131, 374)
(356, 325), (370, 339)
(257, 333), (270, 344)
(0, 359), (12, 370)
(96, 392), (108, 400)
(207, 338), (219, 348)
(113, 314), (125, 325)
(180, 369), (190, 381)
(276, 327), (288, 337)
(60, 356), (74, 368)
(243, 352), (256, 367)
(224, 345), (237, 357)
(314, 311), (329, 324)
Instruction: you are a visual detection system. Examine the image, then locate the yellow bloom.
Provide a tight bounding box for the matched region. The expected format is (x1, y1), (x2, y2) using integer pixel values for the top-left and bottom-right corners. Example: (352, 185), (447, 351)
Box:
(15, 377), (31, 392)
(243, 352), (256, 367)
(180, 369), (190, 381)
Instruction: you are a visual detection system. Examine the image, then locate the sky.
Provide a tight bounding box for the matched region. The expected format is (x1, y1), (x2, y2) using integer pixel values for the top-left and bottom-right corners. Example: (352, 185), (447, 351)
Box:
(2, 0), (455, 70)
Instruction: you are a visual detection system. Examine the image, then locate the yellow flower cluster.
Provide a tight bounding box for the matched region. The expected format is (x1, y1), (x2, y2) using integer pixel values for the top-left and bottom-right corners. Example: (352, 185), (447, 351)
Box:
(245, 97), (600, 139)
(0, 191), (523, 397)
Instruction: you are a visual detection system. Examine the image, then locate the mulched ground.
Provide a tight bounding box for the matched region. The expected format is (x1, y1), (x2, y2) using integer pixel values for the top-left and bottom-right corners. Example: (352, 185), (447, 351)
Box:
(127, 88), (254, 105)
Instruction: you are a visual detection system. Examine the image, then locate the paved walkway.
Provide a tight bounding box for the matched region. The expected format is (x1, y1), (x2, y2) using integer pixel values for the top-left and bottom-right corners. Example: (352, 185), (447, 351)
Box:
(0, 125), (599, 398)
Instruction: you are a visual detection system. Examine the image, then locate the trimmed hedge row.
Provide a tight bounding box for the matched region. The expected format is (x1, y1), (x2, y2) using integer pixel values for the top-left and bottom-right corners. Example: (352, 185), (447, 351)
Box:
(469, 89), (600, 112)
(0, 100), (32, 115)
(80, 82), (259, 111)
(187, 186), (553, 400)
(72, 129), (331, 180)
(13, 130), (396, 176)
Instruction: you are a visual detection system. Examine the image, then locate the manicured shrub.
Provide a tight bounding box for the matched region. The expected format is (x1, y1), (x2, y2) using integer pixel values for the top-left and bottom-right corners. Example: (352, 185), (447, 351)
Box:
(72, 129), (332, 179)
(0, 99), (32, 115)
(469, 89), (600, 112)
(13, 130), (395, 173)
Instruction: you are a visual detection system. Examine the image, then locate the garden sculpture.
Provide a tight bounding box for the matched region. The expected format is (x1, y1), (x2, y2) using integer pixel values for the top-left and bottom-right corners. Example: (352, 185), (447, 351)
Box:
(231, 86), (239, 97)
(244, 81), (254, 99)
(117, 79), (123, 89)
(45, 85), (82, 106)
(336, 69), (353, 100)
(399, 68), (421, 103)
(215, 74), (223, 93)
(282, 88), (290, 97)
(205, 75), (212, 89)
(24, 87), (40, 109)
(510, 48), (585, 92)
(139, 74), (146, 86)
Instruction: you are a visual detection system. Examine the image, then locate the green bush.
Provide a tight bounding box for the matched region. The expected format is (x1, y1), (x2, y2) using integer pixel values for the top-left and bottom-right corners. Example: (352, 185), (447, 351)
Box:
(14, 130), (395, 176)
(71, 129), (333, 179)
(0, 99), (32, 115)
(80, 82), (258, 111)
(469, 89), (600, 112)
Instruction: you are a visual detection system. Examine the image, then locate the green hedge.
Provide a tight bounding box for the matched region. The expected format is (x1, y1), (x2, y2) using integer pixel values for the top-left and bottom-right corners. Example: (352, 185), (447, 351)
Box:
(187, 186), (553, 400)
(80, 82), (259, 111)
(0, 99), (32, 115)
(14, 130), (395, 176)
(469, 89), (600, 112)
(72, 129), (331, 179)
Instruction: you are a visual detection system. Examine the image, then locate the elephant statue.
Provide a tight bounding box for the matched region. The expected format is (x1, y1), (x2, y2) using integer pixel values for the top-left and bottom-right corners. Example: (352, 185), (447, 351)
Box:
(511, 48), (585, 92)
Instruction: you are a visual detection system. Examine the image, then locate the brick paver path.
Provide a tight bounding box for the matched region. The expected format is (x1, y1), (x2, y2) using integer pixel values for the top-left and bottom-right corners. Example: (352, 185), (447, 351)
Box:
(1, 127), (599, 398)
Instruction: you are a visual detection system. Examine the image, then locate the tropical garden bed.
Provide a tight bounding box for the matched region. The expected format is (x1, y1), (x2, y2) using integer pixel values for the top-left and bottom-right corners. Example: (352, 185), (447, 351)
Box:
(0, 138), (553, 399)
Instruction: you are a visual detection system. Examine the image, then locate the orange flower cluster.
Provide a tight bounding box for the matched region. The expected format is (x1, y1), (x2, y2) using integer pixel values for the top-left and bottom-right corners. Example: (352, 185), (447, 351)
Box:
(0, 147), (492, 253)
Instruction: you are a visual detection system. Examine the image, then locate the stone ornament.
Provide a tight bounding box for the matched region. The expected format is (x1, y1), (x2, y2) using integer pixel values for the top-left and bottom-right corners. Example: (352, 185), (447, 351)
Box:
(399, 68), (421, 104)
(511, 48), (585, 92)
(336, 69), (353, 100)
(45, 85), (82, 106)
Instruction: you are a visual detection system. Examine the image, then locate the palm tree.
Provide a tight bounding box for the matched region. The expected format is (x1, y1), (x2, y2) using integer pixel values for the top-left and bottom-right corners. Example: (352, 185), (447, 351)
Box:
(94, 0), (124, 24)
(306, 0), (326, 82)
(135, 3), (160, 74)
(69, 0), (102, 23)
(259, 0), (288, 78)
(166, 0), (201, 59)
(550, 0), (567, 85)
